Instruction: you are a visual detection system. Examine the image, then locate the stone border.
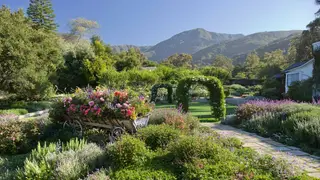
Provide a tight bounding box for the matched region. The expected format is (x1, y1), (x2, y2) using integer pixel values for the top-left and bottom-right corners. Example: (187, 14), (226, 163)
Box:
(17, 109), (49, 119)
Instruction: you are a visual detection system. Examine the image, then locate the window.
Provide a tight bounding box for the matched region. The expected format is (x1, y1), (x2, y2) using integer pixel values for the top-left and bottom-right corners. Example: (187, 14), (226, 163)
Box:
(287, 73), (299, 86)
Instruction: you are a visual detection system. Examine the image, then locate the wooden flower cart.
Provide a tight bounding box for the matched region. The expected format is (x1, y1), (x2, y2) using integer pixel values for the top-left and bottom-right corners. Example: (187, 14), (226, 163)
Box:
(63, 114), (150, 143)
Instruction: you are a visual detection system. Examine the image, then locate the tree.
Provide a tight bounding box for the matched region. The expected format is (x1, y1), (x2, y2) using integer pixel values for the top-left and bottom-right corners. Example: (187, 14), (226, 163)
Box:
(0, 6), (63, 99)
(244, 52), (261, 79)
(287, 40), (298, 64)
(212, 55), (234, 72)
(200, 67), (231, 83)
(162, 53), (192, 68)
(57, 40), (95, 91)
(27, 0), (57, 31)
(69, 18), (99, 39)
(258, 50), (286, 79)
(115, 48), (145, 71)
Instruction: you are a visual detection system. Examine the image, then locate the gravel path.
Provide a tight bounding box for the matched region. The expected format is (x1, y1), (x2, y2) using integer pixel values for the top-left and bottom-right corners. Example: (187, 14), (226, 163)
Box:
(202, 123), (320, 178)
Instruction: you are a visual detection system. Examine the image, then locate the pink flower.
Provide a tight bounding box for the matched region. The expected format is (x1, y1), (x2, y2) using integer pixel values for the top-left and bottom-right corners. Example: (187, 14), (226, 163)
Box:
(122, 103), (129, 109)
(127, 109), (132, 116)
(116, 103), (122, 108)
(95, 108), (101, 115)
(88, 101), (94, 107)
(100, 97), (105, 102)
(84, 109), (90, 116)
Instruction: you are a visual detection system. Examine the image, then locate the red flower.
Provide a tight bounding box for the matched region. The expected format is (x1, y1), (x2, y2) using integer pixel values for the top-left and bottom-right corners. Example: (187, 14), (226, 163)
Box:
(84, 108), (90, 116)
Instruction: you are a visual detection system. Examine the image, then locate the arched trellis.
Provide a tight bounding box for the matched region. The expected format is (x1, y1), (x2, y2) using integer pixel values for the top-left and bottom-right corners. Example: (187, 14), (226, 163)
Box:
(176, 76), (226, 119)
(150, 83), (173, 103)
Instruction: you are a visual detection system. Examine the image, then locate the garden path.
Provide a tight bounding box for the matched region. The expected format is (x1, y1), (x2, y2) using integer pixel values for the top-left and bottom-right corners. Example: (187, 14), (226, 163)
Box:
(203, 123), (320, 178)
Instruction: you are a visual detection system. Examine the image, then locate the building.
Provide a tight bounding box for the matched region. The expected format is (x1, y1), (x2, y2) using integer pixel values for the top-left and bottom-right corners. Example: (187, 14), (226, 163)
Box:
(284, 59), (314, 93)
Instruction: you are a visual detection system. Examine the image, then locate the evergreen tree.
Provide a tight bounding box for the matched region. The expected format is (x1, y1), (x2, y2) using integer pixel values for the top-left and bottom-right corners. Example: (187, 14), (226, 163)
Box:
(27, 0), (57, 31)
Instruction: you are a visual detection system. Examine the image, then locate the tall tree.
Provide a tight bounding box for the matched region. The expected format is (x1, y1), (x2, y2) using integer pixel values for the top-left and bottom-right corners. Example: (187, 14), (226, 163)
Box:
(162, 53), (192, 68)
(244, 52), (260, 79)
(69, 18), (99, 39)
(27, 0), (57, 31)
(212, 55), (234, 72)
(0, 6), (63, 99)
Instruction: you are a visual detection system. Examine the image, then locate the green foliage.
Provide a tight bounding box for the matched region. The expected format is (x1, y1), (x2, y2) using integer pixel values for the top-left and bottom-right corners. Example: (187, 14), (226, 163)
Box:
(149, 108), (200, 132)
(85, 169), (110, 180)
(110, 168), (177, 180)
(99, 67), (128, 89)
(107, 135), (150, 168)
(127, 69), (158, 90)
(57, 40), (95, 91)
(137, 124), (180, 150)
(176, 76), (226, 119)
(18, 141), (104, 180)
(287, 78), (313, 102)
(0, 6), (63, 100)
(150, 83), (173, 103)
(115, 48), (145, 71)
(200, 66), (231, 83)
(162, 53), (192, 68)
(212, 54), (234, 72)
(0, 109), (28, 115)
(261, 78), (282, 99)
(228, 84), (248, 96)
(244, 52), (261, 79)
(27, 0), (57, 31)
(0, 118), (52, 154)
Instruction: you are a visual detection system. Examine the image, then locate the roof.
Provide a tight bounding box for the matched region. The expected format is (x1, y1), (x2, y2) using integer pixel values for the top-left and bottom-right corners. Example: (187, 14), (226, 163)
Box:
(283, 59), (314, 73)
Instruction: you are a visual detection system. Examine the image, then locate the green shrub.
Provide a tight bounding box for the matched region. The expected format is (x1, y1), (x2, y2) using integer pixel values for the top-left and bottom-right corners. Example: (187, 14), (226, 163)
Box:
(85, 169), (110, 180)
(261, 88), (282, 100)
(137, 124), (180, 150)
(229, 84), (248, 96)
(18, 140), (104, 180)
(285, 110), (320, 148)
(168, 136), (233, 164)
(287, 78), (313, 102)
(149, 108), (200, 133)
(0, 109), (28, 115)
(107, 135), (150, 168)
(0, 118), (52, 154)
(110, 168), (177, 180)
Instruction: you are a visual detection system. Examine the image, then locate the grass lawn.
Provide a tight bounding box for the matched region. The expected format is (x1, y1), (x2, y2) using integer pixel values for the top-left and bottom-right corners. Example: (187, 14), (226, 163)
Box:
(156, 101), (237, 122)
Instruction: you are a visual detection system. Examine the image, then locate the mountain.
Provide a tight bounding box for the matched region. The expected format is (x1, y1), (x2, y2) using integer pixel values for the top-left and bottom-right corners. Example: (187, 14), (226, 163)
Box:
(144, 28), (244, 61)
(192, 30), (302, 65)
(232, 33), (301, 64)
(111, 45), (152, 53)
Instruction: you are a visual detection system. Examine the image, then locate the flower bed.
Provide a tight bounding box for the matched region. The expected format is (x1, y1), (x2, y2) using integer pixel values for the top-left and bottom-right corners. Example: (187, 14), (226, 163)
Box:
(231, 100), (320, 154)
(50, 87), (153, 125)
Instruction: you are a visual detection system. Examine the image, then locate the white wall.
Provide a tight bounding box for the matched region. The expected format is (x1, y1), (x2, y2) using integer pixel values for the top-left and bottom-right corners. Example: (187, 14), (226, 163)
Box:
(285, 61), (314, 93)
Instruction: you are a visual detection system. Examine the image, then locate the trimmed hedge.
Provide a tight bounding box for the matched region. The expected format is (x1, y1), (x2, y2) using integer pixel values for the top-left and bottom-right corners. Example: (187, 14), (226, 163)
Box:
(176, 76), (226, 120)
(150, 83), (173, 103)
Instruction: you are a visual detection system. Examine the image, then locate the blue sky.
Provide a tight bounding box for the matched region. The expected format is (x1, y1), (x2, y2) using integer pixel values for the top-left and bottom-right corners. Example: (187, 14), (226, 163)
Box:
(1, 0), (319, 45)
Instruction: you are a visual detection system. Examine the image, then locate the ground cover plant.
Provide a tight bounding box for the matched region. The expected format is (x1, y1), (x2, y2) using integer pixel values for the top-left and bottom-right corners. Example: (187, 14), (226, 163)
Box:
(229, 100), (320, 155)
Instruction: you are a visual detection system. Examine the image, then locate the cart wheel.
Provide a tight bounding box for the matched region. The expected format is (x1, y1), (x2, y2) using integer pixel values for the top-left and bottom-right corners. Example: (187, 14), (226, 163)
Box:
(71, 120), (83, 137)
(63, 121), (70, 129)
(111, 127), (125, 142)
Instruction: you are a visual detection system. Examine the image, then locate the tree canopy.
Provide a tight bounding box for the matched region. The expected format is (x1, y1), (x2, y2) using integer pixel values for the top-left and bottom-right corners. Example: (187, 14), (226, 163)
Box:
(0, 6), (63, 99)
(27, 0), (57, 31)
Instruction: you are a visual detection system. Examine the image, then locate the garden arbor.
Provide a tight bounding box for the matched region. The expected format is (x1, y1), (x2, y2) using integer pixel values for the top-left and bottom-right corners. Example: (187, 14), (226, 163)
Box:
(176, 76), (226, 119)
(150, 83), (173, 103)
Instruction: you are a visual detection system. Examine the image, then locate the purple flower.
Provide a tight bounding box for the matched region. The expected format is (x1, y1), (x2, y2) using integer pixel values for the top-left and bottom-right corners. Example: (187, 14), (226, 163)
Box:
(122, 103), (129, 109)
(88, 101), (94, 107)
(116, 103), (122, 108)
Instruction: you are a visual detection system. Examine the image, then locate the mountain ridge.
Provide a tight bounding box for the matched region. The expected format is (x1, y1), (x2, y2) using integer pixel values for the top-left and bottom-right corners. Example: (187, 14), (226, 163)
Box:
(110, 29), (302, 65)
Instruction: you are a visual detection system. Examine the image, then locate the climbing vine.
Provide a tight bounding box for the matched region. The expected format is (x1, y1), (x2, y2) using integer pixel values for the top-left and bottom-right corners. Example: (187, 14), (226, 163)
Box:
(176, 76), (226, 119)
(150, 83), (173, 103)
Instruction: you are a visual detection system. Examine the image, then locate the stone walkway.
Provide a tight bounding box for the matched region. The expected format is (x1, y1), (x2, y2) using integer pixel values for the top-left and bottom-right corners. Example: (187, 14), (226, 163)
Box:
(202, 123), (320, 178)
